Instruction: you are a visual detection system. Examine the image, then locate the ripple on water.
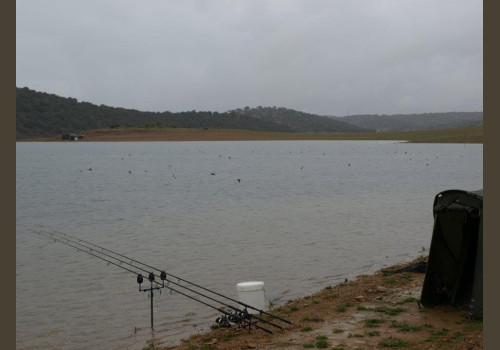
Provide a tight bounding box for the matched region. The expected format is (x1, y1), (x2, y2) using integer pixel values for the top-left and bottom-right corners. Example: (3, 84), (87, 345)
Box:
(16, 141), (482, 349)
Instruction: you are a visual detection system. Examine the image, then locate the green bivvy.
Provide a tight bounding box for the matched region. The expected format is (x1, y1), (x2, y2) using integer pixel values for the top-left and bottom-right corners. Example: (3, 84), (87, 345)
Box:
(420, 189), (483, 320)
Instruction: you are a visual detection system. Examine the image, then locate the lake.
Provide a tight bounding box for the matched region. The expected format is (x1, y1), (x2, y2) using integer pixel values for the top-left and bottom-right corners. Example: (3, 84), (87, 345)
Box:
(16, 140), (483, 349)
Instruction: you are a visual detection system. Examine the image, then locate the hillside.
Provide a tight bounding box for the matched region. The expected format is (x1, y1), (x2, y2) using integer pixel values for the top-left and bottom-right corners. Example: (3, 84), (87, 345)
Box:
(228, 106), (371, 133)
(16, 87), (483, 140)
(333, 112), (483, 132)
(16, 87), (371, 140)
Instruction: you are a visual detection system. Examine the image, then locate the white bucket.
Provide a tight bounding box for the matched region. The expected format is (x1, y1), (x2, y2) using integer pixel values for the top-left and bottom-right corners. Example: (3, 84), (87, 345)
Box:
(236, 281), (266, 314)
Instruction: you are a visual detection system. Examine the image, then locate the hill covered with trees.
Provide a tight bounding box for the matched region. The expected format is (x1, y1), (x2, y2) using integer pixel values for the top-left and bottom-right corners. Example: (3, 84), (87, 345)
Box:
(16, 87), (482, 140)
(16, 87), (371, 139)
(331, 112), (483, 132)
(228, 106), (371, 133)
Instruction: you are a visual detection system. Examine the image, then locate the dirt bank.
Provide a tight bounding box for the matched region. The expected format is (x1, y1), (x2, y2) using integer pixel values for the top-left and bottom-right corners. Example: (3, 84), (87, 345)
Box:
(21, 126), (483, 143)
(155, 258), (482, 350)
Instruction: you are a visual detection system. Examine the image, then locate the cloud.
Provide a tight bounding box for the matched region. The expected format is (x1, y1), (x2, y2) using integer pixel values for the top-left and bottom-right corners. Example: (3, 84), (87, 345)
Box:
(16, 0), (482, 115)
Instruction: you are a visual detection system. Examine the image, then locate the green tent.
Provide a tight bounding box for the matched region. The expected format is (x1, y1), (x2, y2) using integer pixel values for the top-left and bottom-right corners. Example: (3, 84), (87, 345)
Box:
(420, 189), (483, 320)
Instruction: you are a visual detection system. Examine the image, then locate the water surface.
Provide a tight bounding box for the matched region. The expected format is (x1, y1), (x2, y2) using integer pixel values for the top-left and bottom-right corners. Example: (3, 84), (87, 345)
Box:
(16, 141), (483, 349)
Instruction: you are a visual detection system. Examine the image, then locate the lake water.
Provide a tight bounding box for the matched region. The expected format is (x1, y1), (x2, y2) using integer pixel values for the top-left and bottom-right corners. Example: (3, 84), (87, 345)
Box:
(16, 141), (483, 349)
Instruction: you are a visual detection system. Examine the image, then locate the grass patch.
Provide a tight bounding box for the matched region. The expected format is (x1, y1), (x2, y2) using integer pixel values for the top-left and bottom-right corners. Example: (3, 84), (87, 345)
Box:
(424, 328), (450, 343)
(357, 305), (368, 310)
(401, 272), (413, 281)
(396, 297), (419, 304)
(367, 331), (381, 337)
(332, 328), (344, 334)
(290, 306), (299, 312)
(200, 345), (216, 350)
(315, 336), (329, 348)
(364, 318), (386, 328)
(337, 303), (352, 312)
(312, 300), (320, 304)
(347, 333), (364, 338)
(374, 306), (405, 316)
(301, 326), (313, 332)
(379, 337), (411, 347)
(315, 339), (329, 348)
(390, 321), (424, 332)
(303, 343), (314, 348)
(463, 320), (483, 332)
(432, 328), (450, 336)
(221, 332), (231, 342)
(301, 316), (310, 321)
(358, 306), (405, 316)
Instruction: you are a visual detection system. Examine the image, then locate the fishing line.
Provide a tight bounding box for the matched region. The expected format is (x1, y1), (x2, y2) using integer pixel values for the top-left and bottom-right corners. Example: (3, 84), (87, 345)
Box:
(51, 228), (291, 325)
(41, 229), (284, 331)
(33, 229), (273, 334)
(31, 229), (286, 333)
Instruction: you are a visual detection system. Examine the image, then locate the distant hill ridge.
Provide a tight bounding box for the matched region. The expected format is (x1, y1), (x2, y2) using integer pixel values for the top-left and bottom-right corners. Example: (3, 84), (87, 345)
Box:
(331, 112), (483, 132)
(16, 87), (482, 140)
(227, 106), (372, 133)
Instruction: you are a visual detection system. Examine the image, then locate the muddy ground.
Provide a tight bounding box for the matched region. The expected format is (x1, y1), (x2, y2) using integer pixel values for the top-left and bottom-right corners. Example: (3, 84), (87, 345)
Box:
(156, 258), (482, 350)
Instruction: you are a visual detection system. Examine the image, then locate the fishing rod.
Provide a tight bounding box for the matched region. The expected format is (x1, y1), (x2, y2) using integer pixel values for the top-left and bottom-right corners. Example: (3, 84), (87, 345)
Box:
(32, 229), (288, 333)
(51, 228), (292, 325)
(42, 229), (285, 331)
(33, 229), (274, 333)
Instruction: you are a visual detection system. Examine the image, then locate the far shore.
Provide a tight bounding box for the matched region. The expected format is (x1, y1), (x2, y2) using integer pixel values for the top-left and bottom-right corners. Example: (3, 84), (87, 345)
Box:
(19, 125), (483, 144)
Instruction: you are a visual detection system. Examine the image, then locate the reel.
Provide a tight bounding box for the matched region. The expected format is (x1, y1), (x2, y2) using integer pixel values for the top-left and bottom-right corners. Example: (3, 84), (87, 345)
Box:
(215, 315), (231, 328)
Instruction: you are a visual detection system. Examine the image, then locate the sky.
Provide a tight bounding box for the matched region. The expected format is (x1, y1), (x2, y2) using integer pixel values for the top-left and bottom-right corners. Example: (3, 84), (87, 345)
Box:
(16, 0), (483, 116)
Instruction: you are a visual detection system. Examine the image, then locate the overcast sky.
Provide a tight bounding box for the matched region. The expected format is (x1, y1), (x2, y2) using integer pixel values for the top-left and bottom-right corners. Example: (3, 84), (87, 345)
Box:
(16, 0), (482, 116)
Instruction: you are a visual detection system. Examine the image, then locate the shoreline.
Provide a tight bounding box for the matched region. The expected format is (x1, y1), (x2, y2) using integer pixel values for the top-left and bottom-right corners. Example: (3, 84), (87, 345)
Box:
(18, 126), (483, 144)
(156, 257), (482, 350)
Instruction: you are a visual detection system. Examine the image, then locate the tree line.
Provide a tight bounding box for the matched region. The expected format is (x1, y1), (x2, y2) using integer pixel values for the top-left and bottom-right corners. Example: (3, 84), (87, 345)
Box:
(16, 87), (372, 139)
(16, 87), (482, 140)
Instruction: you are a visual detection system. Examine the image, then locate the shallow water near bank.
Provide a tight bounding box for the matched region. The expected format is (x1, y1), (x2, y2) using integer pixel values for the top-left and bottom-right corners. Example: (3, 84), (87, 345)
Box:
(16, 141), (482, 349)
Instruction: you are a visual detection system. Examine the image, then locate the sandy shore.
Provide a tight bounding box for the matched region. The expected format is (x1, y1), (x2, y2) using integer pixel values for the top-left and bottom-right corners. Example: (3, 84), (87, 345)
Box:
(153, 257), (482, 350)
(21, 126), (483, 143)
